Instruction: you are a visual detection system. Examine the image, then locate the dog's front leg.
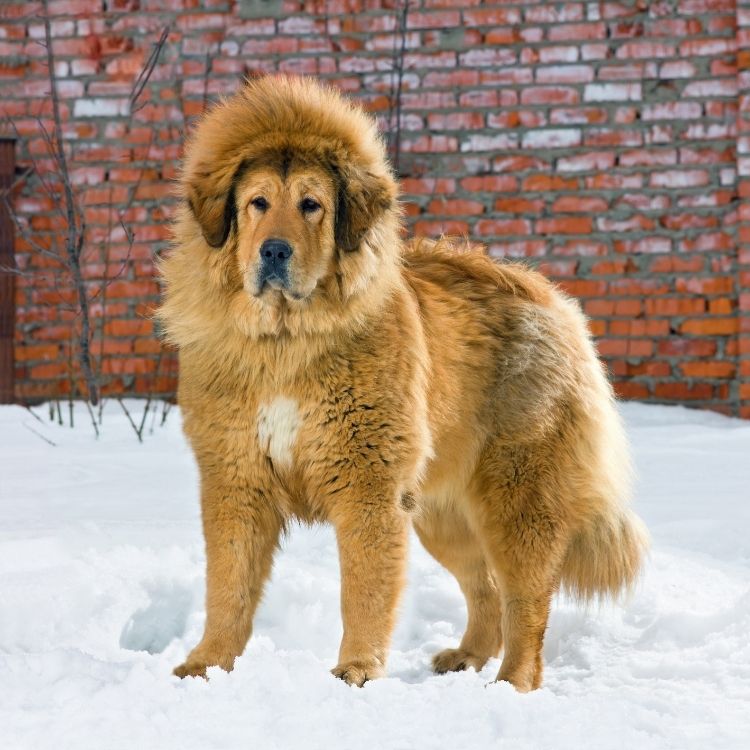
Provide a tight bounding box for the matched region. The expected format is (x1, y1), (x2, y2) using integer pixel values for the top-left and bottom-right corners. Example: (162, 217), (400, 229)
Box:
(174, 481), (282, 679)
(331, 501), (409, 686)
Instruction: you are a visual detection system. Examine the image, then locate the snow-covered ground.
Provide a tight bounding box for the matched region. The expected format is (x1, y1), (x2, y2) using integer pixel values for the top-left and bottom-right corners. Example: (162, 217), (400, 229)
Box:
(1, 401), (749, 750)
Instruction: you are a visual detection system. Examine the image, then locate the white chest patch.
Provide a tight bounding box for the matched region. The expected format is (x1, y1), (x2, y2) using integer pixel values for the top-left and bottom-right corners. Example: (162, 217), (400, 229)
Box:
(256, 397), (301, 469)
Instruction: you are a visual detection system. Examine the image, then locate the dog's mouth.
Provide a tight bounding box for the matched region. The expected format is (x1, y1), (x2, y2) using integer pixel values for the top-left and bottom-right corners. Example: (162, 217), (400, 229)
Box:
(258, 275), (285, 293)
(253, 277), (310, 303)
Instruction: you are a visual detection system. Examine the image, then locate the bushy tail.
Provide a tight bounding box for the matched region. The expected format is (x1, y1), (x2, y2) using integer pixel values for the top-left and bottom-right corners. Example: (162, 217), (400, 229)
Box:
(560, 508), (649, 601)
(552, 292), (650, 602)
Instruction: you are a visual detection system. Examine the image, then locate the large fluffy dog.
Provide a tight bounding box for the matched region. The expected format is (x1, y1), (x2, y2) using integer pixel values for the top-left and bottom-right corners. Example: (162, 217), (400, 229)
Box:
(158, 76), (648, 692)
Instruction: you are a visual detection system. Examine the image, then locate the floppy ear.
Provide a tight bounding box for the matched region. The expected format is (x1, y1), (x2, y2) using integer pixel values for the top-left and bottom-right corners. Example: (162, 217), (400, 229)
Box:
(185, 163), (240, 249)
(333, 163), (395, 253)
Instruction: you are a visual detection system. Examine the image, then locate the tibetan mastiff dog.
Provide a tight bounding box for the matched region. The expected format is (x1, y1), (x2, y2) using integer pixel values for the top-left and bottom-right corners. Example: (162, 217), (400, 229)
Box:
(159, 75), (648, 692)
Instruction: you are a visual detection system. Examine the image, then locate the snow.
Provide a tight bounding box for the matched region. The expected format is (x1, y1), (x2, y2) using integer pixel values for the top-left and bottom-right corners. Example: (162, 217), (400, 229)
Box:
(1, 401), (749, 749)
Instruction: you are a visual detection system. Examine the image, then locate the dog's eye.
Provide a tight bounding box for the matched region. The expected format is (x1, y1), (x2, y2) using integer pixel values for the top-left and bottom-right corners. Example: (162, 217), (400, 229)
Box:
(300, 198), (321, 214)
(250, 197), (268, 212)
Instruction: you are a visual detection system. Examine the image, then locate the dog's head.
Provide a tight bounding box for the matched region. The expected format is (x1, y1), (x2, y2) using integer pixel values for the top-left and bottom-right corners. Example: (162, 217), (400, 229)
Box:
(167, 76), (400, 341)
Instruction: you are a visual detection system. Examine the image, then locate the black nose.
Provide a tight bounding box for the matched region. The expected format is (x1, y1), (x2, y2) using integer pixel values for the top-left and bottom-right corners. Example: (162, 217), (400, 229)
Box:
(260, 238), (293, 263)
(258, 238), (293, 289)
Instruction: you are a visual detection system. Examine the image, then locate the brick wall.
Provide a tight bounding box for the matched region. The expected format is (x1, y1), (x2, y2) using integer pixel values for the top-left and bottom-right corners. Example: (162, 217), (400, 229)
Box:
(1, 0), (749, 416)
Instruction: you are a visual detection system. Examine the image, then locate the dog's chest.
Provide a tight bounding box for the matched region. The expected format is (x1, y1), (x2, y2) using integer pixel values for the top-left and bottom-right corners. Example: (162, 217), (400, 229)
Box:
(255, 396), (301, 469)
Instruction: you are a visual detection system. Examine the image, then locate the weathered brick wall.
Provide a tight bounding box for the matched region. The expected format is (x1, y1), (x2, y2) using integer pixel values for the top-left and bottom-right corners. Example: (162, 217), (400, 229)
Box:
(738, 0), (750, 414)
(1, 0), (748, 416)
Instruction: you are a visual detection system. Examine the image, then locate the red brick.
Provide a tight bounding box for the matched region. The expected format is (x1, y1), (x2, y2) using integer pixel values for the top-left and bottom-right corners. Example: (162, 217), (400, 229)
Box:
(536, 65), (594, 85)
(29, 362), (67, 380)
(615, 381), (651, 400)
(548, 23), (607, 42)
(614, 299), (642, 316)
(614, 320), (671, 337)
(427, 199), (484, 216)
(648, 257), (704, 273)
(14, 344), (60, 362)
(675, 277), (734, 295)
(679, 232), (734, 253)
(585, 300), (615, 316)
(558, 280), (608, 297)
(408, 10), (464, 28)
(460, 176), (518, 192)
(588, 319), (607, 337)
(494, 198), (545, 214)
(624, 361), (672, 377)
(708, 298), (734, 315)
(427, 112), (484, 130)
(535, 217), (593, 235)
(105, 319), (153, 337)
(599, 215), (655, 232)
(661, 214), (718, 231)
(93, 332), (133, 354)
(597, 339), (628, 356)
(645, 298), (706, 316)
(521, 175), (579, 192)
(402, 178), (456, 195)
(650, 170), (710, 188)
(101, 357), (156, 376)
(556, 152), (616, 172)
(487, 240), (547, 259)
(413, 220), (470, 236)
(104, 280), (160, 299)
(462, 6), (521, 25)
(609, 279), (671, 296)
(586, 173), (643, 189)
(520, 87), (579, 105)
(658, 339), (718, 358)
(654, 383), (715, 401)
(474, 219), (531, 237)
(590, 260), (630, 275)
(615, 237), (672, 254)
(552, 195), (607, 214)
(681, 318), (739, 335)
(680, 362), (736, 379)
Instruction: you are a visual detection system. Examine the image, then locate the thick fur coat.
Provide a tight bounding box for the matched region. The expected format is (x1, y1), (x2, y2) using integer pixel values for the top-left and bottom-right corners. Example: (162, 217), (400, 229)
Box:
(158, 75), (648, 692)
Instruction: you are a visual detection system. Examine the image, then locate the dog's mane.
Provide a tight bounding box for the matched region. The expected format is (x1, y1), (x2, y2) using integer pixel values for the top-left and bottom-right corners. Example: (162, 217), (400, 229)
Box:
(159, 76), (404, 351)
(181, 75), (391, 200)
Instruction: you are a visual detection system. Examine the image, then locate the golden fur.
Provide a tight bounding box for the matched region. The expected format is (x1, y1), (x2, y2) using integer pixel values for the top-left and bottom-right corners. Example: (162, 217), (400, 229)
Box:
(158, 75), (648, 692)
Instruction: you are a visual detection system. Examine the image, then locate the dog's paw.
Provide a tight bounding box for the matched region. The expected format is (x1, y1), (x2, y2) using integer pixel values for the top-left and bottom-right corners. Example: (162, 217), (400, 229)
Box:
(432, 647), (488, 675)
(173, 660), (209, 680)
(331, 659), (384, 687)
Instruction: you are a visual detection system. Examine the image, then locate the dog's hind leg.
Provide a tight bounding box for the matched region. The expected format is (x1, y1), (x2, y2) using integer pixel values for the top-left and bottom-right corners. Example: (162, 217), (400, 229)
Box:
(414, 507), (503, 674)
(467, 444), (569, 692)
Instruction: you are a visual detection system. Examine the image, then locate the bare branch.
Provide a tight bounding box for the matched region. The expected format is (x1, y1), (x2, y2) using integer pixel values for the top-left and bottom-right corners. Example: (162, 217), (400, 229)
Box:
(0, 158), (32, 197)
(160, 399), (173, 428)
(130, 25), (170, 113)
(22, 422), (57, 447)
(41, 0), (78, 253)
(136, 346), (164, 437)
(24, 405), (45, 424)
(390, 0), (410, 177)
(41, 0), (99, 405)
(1, 117), (66, 224)
(1, 194), (64, 265)
(10, 14), (176, 417)
(84, 398), (100, 438)
(117, 397), (143, 443)
(202, 48), (211, 114)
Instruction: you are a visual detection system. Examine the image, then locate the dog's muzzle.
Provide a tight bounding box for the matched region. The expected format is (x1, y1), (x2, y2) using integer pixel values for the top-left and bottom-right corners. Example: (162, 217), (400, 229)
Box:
(258, 238), (293, 290)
